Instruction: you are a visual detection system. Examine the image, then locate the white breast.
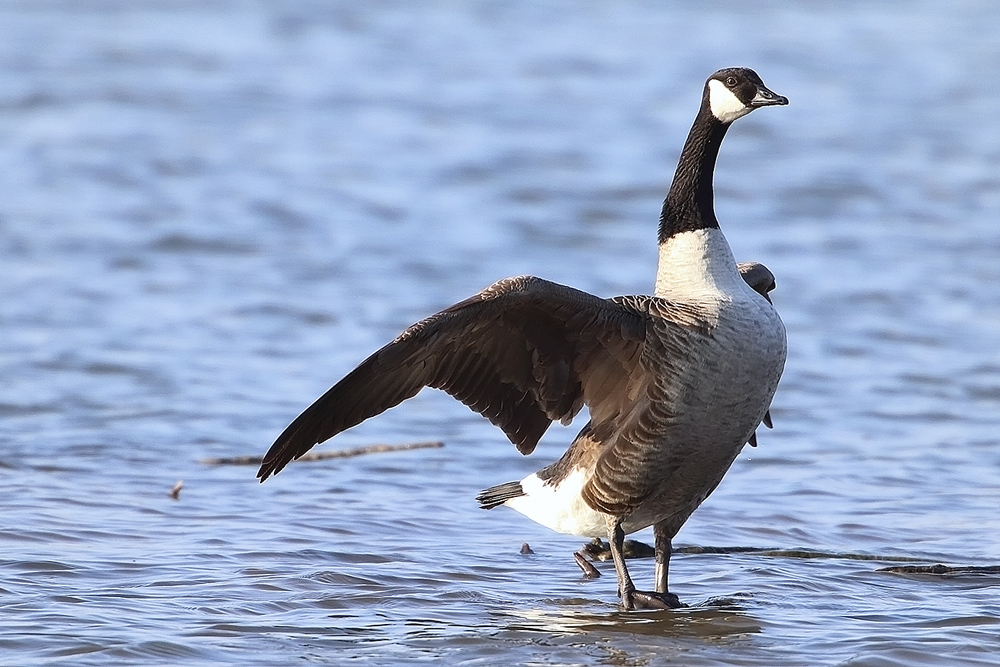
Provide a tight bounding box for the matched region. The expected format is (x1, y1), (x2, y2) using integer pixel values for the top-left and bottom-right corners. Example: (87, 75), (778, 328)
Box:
(654, 228), (753, 304)
(653, 225), (787, 471)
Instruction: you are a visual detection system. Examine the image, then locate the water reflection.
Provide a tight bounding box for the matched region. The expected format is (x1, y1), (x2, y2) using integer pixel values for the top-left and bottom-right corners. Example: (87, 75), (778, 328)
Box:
(502, 602), (762, 638)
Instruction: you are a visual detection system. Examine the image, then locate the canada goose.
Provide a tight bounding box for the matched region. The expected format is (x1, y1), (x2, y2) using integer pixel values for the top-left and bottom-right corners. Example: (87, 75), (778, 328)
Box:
(257, 67), (788, 610)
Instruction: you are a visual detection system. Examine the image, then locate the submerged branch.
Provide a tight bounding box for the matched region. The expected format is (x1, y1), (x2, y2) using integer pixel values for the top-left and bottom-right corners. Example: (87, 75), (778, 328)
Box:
(575, 539), (1000, 578)
(201, 441), (444, 466)
(579, 538), (932, 564)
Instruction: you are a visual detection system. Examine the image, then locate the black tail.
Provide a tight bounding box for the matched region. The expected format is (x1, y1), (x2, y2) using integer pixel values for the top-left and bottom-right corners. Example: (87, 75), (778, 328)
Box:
(476, 481), (524, 510)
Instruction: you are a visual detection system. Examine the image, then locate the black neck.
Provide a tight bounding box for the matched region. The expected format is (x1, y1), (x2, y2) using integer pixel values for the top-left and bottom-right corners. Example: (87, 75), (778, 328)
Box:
(657, 100), (731, 244)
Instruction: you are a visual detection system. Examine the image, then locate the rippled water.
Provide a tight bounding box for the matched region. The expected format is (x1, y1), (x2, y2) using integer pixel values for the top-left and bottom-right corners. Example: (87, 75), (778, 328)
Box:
(3, 1), (1000, 665)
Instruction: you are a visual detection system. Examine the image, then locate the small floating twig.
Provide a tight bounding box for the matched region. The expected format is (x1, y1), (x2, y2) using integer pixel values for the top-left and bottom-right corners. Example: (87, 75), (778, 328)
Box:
(169, 480), (183, 500)
(200, 441), (444, 466)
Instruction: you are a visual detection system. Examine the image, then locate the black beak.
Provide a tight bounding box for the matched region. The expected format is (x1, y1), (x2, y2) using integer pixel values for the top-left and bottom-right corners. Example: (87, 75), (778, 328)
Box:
(750, 85), (788, 108)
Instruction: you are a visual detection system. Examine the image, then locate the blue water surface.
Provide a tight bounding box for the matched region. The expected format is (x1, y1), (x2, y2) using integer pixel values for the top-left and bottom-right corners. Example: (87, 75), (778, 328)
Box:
(2, 1), (1000, 665)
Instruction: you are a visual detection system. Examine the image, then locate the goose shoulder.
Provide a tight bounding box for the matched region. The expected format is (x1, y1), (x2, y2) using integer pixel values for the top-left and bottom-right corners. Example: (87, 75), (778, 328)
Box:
(736, 261), (776, 300)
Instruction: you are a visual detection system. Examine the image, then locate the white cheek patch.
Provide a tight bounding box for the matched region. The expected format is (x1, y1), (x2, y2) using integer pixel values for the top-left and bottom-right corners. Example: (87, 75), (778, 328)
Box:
(708, 79), (751, 123)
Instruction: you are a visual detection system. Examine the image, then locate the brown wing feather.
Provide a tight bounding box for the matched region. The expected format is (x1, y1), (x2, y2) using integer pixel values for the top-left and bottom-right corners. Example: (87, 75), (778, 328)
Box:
(257, 276), (649, 481)
(581, 308), (705, 515)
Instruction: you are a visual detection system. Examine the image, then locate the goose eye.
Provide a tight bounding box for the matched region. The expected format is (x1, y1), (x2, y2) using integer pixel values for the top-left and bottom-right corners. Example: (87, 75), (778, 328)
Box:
(725, 76), (738, 87)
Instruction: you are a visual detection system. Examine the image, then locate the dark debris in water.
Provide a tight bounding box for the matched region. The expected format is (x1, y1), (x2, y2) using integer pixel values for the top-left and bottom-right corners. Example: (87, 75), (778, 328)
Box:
(673, 546), (927, 562)
(574, 539), (1000, 577)
(579, 539), (934, 563)
(878, 564), (1000, 575)
(580, 538), (655, 562)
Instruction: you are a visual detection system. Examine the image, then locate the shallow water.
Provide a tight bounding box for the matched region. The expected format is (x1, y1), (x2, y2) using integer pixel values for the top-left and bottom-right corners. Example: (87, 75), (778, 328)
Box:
(3, 1), (1000, 665)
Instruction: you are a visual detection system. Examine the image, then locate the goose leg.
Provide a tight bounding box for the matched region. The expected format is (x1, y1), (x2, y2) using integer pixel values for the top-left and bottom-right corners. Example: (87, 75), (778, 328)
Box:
(608, 519), (682, 610)
(652, 521), (683, 606)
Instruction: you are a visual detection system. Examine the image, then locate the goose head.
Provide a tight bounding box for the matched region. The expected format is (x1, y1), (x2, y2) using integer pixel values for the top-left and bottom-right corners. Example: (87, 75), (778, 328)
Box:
(706, 67), (788, 124)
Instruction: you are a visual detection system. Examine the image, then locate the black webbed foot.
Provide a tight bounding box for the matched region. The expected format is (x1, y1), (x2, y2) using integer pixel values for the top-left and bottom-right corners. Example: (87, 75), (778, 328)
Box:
(573, 551), (601, 579)
(623, 590), (684, 610)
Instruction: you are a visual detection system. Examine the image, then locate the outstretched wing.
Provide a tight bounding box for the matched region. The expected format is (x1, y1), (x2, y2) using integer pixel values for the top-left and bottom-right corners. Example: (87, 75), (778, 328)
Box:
(257, 276), (650, 480)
